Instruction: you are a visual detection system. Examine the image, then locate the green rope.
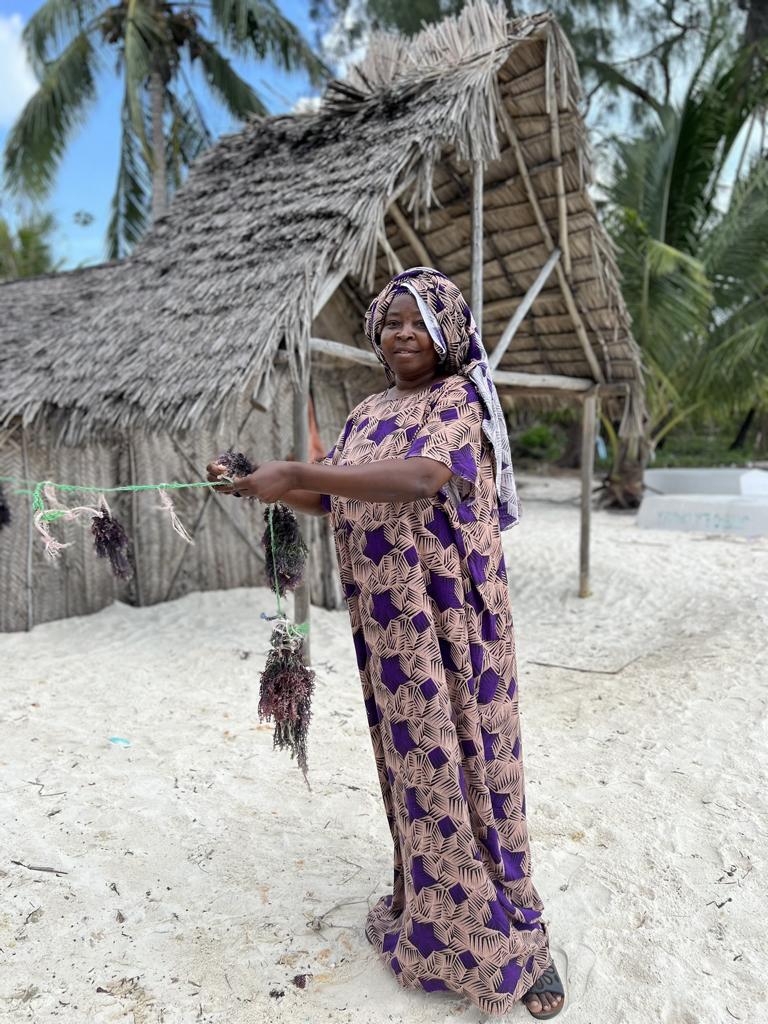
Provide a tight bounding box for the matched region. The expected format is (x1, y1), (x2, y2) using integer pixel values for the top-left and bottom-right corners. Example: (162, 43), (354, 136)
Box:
(3, 472), (308, 637)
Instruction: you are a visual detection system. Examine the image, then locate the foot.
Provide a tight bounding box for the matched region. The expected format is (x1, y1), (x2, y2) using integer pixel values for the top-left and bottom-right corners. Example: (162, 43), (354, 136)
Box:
(522, 960), (564, 1018)
(523, 988), (563, 1017)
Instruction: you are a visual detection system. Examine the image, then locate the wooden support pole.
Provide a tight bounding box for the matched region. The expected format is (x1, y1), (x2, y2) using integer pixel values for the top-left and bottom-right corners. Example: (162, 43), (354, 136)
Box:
(579, 388), (598, 598)
(496, 103), (605, 383)
(292, 365), (312, 663)
(488, 247), (561, 371)
(128, 438), (144, 606)
(21, 426), (33, 632)
(471, 159), (484, 331)
(545, 34), (572, 277)
(388, 202), (434, 267)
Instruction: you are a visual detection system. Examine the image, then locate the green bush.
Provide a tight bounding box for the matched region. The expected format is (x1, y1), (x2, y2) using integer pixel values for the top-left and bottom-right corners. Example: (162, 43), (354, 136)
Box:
(514, 424), (563, 462)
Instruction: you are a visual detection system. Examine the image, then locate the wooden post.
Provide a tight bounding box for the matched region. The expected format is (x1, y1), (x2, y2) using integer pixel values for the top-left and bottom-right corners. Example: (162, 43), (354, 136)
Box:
(579, 389), (598, 598)
(21, 426), (34, 632)
(292, 365), (312, 663)
(128, 437), (144, 606)
(487, 247), (561, 371)
(471, 159), (484, 331)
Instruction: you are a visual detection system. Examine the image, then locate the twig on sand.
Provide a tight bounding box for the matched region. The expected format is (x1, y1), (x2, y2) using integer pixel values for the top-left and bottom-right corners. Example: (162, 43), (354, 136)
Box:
(527, 654), (644, 675)
(11, 860), (68, 875)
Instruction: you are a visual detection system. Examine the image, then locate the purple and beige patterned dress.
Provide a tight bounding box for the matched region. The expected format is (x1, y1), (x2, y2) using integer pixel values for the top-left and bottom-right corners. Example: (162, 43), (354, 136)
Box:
(319, 370), (551, 1017)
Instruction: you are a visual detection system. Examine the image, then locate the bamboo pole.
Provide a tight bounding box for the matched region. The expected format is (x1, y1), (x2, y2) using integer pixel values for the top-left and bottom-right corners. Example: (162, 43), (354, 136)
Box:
(21, 426), (33, 632)
(496, 103), (605, 383)
(292, 365), (312, 664)
(388, 202), (434, 267)
(546, 34), (571, 278)
(579, 388), (598, 598)
(487, 247), (561, 371)
(128, 438), (144, 606)
(471, 159), (484, 330)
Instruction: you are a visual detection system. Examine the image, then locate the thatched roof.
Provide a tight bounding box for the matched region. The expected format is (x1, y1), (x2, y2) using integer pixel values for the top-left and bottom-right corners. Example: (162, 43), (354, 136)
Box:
(0, 2), (644, 445)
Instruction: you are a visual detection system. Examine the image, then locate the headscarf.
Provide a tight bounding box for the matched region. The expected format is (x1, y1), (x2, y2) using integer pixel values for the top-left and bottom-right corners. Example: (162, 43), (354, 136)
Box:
(364, 266), (520, 530)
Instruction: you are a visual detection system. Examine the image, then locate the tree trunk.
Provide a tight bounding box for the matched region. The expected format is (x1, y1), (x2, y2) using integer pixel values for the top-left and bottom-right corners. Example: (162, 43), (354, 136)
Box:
(729, 406), (756, 450)
(595, 432), (650, 510)
(150, 69), (167, 221)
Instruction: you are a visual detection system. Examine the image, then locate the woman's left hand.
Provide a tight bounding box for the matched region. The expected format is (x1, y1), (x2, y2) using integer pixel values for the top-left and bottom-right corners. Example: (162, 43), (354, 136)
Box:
(214, 461), (297, 503)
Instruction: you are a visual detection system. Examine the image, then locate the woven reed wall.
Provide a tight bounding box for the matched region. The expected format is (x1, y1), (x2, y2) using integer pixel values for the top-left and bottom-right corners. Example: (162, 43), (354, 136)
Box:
(0, 354), (385, 632)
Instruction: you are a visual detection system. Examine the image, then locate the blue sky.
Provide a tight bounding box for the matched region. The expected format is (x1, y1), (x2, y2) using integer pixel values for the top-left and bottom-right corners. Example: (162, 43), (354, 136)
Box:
(0, 0), (324, 268)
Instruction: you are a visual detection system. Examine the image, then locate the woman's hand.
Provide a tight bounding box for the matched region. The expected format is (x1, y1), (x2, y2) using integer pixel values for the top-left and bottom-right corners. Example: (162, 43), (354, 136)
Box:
(206, 460), (297, 502)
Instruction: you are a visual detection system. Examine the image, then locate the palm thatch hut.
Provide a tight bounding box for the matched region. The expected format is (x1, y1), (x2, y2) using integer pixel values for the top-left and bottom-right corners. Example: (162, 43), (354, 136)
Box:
(0, 1), (644, 636)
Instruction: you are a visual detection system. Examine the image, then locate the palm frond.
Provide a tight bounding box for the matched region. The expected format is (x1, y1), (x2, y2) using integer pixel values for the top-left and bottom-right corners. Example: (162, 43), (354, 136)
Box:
(3, 31), (101, 196)
(192, 34), (267, 118)
(22, 0), (104, 73)
(166, 90), (211, 191)
(209, 0), (330, 86)
(123, 0), (163, 154)
(106, 92), (151, 260)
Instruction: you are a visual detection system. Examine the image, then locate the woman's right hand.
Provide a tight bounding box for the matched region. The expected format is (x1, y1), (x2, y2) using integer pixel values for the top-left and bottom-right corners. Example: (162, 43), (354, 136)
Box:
(206, 460), (259, 497)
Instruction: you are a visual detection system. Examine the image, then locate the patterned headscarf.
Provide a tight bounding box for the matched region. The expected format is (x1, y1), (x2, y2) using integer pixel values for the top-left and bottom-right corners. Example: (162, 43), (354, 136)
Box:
(364, 266), (520, 530)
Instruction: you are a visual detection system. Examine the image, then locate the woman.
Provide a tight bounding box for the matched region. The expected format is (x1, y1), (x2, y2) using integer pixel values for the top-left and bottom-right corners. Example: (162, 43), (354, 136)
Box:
(207, 267), (566, 1020)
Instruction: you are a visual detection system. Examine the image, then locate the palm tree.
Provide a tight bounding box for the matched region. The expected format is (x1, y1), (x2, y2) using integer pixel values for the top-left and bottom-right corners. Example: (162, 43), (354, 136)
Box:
(3, 1), (329, 258)
(596, 21), (768, 506)
(0, 209), (62, 279)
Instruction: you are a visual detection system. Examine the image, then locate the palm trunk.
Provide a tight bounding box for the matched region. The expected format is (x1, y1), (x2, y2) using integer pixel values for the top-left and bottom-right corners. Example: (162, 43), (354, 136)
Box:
(729, 407), (756, 450)
(150, 69), (167, 221)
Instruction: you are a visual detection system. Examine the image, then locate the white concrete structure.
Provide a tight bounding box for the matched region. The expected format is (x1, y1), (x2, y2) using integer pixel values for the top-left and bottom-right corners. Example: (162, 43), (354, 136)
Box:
(638, 468), (768, 536)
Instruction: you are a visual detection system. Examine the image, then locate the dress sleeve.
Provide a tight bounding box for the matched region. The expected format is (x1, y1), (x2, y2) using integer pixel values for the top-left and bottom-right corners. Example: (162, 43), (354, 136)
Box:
(403, 376), (486, 502)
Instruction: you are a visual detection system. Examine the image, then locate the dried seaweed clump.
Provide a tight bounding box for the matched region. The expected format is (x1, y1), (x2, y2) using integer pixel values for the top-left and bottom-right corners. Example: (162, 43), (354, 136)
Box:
(262, 502), (307, 596)
(0, 485), (10, 530)
(91, 507), (133, 580)
(216, 448), (255, 478)
(258, 620), (315, 783)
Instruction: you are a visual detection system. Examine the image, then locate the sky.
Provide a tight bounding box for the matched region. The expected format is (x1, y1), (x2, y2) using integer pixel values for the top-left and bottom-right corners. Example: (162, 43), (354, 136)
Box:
(0, 2), (761, 270)
(0, 0), (325, 268)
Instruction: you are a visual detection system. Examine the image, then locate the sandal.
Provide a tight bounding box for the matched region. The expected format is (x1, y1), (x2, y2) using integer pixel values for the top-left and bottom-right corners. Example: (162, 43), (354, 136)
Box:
(522, 957), (566, 1020)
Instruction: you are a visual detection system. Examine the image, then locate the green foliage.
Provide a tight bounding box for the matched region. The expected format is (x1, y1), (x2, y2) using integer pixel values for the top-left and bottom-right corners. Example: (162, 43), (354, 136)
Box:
(4, 1), (329, 258)
(0, 210), (62, 280)
(514, 424), (564, 462)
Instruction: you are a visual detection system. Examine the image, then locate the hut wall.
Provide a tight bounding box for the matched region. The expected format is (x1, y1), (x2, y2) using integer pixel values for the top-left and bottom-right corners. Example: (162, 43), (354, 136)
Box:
(0, 424), (119, 633)
(0, 357), (386, 633)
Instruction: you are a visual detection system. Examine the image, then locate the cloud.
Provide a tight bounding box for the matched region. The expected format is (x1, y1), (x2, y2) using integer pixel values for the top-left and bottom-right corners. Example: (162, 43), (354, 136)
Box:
(0, 14), (37, 127)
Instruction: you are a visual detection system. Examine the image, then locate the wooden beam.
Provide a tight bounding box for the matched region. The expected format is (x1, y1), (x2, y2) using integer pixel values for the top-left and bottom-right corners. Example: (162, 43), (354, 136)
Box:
(546, 34), (572, 277)
(313, 267), (347, 318)
(496, 102), (605, 383)
(579, 388), (598, 598)
(378, 229), (404, 275)
(488, 247), (561, 371)
(493, 369), (594, 391)
(310, 336), (379, 367)
(292, 366), (312, 664)
(388, 202), (433, 267)
(471, 159), (484, 331)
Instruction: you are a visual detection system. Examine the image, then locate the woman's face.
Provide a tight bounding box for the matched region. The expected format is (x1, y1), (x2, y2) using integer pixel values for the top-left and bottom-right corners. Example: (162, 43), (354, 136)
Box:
(379, 292), (440, 383)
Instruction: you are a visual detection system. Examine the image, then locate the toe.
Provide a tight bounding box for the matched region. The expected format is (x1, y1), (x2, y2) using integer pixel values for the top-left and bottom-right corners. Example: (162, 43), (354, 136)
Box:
(524, 994), (543, 1013)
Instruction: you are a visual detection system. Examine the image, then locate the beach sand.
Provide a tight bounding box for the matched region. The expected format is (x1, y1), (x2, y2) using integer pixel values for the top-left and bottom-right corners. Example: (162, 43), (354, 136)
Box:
(1, 472), (766, 1023)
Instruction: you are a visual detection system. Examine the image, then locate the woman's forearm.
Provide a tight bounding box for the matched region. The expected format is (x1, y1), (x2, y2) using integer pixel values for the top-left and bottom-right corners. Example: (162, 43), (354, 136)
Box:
(277, 488), (328, 516)
(291, 457), (452, 503)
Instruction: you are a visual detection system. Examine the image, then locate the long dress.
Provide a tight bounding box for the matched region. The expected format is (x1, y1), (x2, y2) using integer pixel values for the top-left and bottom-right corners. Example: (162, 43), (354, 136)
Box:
(319, 371), (551, 1017)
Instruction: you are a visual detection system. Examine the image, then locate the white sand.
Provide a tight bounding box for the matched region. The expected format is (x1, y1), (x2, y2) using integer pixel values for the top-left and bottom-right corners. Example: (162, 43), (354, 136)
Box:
(2, 471), (766, 1023)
